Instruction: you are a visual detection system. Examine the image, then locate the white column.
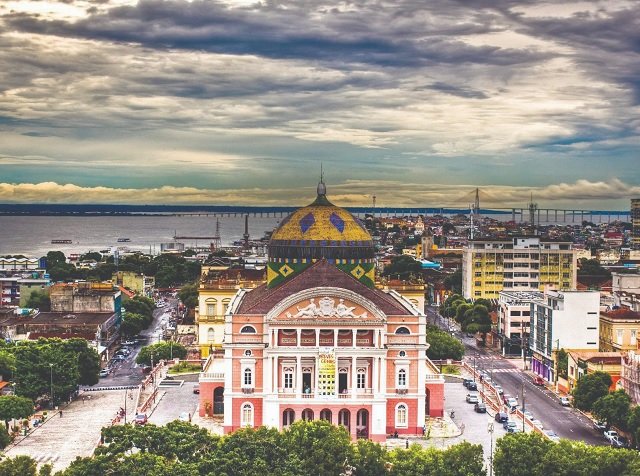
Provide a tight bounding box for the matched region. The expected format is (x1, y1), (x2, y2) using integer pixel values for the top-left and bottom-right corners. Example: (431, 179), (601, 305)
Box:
(380, 356), (387, 396)
(265, 354), (272, 394)
(315, 328), (320, 347)
(314, 355), (319, 395)
(296, 355), (302, 398)
(372, 356), (379, 396)
(351, 356), (357, 399)
(273, 329), (278, 348)
(334, 353), (339, 397)
(333, 329), (338, 347)
(352, 329), (357, 348)
(297, 328), (302, 347)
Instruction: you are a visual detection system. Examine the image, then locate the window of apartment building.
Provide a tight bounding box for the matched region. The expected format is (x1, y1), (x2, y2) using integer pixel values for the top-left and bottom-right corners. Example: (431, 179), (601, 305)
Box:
(475, 262), (482, 268)
(511, 311), (521, 316)
(562, 282), (570, 287)
(511, 322), (521, 327)
(475, 291), (482, 296)
(504, 254), (513, 259)
(617, 329), (624, 345)
(514, 253), (529, 258)
(397, 369), (407, 387)
(283, 368), (294, 389)
(503, 283), (513, 288)
(357, 369), (367, 389)
(241, 403), (254, 427)
(475, 272), (482, 277)
(206, 303), (216, 316)
(632, 330), (637, 344)
(243, 368), (252, 386)
(475, 281), (481, 286)
(562, 273), (570, 278)
(395, 404), (408, 428)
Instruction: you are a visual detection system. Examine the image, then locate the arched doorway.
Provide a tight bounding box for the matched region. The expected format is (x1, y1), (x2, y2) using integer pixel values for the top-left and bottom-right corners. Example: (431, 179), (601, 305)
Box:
(213, 387), (224, 415)
(283, 408), (295, 428)
(356, 409), (369, 438)
(320, 409), (332, 423)
(301, 408), (314, 421)
(338, 409), (350, 431)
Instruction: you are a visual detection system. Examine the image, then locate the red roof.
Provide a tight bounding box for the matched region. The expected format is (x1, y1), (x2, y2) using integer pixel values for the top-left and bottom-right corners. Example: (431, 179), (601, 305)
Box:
(601, 308), (640, 319)
(236, 260), (410, 315)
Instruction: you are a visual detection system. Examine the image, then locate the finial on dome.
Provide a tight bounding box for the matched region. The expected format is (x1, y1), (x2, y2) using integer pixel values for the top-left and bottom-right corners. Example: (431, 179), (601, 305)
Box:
(317, 163), (326, 196)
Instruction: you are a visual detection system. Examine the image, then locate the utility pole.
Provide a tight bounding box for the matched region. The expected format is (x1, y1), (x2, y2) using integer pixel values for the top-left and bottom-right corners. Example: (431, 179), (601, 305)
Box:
(521, 379), (526, 432)
(488, 422), (494, 476)
(49, 363), (54, 409)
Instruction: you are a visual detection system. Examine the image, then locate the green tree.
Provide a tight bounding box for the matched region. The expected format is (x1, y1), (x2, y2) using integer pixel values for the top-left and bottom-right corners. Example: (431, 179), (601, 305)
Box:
(63, 339), (100, 386)
(0, 455), (38, 476)
(426, 326), (465, 360)
(572, 371), (612, 411)
(0, 351), (16, 381)
(0, 396), (34, 423)
(441, 441), (485, 476)
(120, 313), (145, 337)
(443, 269), (462, 294)
(494, 433), (553, 476)
(79, 252), (102, 262)
(382, 255), (423, 278)
(0, 425), (11, 449)
(592, 389), (631, 431)
(627, 405), (640, 447)
(45, 251), (66, 268)
(24, 290), (51, 311)
(282, 420), (353, 476)
(177, 282), (198, 310)
(556, 349), (569, 379)
(351, 438), (389, 476)
(455, 304), (472, 324)
(136, 342), (187, 366)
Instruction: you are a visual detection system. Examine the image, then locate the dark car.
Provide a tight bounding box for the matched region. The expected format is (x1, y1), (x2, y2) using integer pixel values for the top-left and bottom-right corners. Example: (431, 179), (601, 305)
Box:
(474, 402), (487, 413)
(594, 421), (607, 432)
(495, 411), (508, 423)
(467, 381), (478, 391)
(463, 378), (473, 387)
(503, 420), (517, 431)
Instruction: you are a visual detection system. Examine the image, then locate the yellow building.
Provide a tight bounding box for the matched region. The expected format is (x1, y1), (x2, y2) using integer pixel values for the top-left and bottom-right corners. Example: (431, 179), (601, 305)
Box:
(462, 236), (577, 300)
(600, 309), (640, 352)
(567, 351), (621, 392)
(632, 199), (640, 249)
(111, 271), (154, 295)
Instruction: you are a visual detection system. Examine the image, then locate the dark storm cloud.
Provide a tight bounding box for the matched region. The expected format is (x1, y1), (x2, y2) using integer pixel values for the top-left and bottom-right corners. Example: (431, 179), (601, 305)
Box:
(423, 82), (488, 99)
(3, 0), (546, 67)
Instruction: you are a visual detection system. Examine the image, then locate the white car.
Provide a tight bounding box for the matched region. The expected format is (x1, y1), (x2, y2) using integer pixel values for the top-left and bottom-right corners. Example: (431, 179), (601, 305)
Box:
(178, 412), (191, 422)
(559, 396), (571, 407)
(507, 397), (518, 409)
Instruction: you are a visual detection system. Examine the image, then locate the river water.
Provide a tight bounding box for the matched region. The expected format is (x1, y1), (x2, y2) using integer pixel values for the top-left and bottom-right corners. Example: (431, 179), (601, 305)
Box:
(0, 215), (281, 257)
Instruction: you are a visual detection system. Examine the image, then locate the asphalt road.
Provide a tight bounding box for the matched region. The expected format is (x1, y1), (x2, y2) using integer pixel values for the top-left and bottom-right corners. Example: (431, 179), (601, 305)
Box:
(97, 299), (178, 387)
(426, 305), (607, 446)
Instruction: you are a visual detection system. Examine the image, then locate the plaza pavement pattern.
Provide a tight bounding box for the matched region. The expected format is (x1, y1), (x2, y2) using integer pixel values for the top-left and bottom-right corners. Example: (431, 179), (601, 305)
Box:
(5, 390), (133, 472)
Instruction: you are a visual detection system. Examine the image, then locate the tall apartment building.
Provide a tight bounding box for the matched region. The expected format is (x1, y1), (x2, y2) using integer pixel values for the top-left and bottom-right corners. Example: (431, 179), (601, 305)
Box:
(529, 290), (600, 384)
(462, 236), (577, 300)
(633, 199), (640, 249)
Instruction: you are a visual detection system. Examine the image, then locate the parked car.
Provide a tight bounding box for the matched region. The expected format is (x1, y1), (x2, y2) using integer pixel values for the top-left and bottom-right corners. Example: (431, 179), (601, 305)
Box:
(594, 420), (608, 431)
(503, 420), (517, 431)
(544, 430), (560, 442)
(122, 340), (137, 346)
(506, 425), (522, 434)
(474, 402), (487, 413)
(523, 410), (534, 421)
(533, 376), (546, 386)
(134, 413), (148, 425)
(99, 369), (110, 378)
(532, 419), (544, 430)
(614, 436), (630, 448)
(467, 381), (478, 391)
(559, 396), (571, 407)
(494, 384), (503, 395)
(604, 430), (620, 444)
(507, 397), (518, 409)
(193, 384), (200, 394)
(463, 378), (473, 387)
(466, 393), (479, 404)
(495, 412), (508, 423)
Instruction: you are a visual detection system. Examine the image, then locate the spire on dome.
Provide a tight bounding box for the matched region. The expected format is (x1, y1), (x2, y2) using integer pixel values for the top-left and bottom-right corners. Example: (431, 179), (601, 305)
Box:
(317, 163), (326, 196)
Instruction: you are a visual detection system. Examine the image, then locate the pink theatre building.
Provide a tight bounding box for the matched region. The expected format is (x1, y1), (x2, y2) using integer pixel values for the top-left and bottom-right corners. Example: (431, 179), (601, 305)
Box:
(198, 182), (444, 442)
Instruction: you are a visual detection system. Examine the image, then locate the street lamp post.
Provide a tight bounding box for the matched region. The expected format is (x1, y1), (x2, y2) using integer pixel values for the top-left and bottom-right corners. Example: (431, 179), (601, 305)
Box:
(473, 353), (477, 382)
(49, 363), (54, 409)
(487, 422), (494, 476)
(521, 379), (526, 432)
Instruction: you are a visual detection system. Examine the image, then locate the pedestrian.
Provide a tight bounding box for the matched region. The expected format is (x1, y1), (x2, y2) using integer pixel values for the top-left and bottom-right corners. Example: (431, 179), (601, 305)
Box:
(59, 410), (63, 418)
(405, 438), (409, 449)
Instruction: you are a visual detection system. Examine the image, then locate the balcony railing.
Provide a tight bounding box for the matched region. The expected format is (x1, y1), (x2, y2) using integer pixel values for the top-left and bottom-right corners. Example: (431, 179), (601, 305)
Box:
(200, 371), (225, 381)
(395, 388), (408, 394)
(242, 388), (254, 394)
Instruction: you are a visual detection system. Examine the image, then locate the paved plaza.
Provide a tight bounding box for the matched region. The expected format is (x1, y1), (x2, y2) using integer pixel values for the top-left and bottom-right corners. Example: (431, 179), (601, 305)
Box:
(5, 390), (134, 472)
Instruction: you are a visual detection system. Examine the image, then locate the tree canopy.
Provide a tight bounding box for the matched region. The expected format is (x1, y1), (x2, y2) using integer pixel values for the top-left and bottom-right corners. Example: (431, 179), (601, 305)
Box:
(593, 389), (631, 431)
(426, 325), (465, 360)
(382, 255), (423, 278)
(136, 342), (187, 366)
(572, 371), (612, 411)
(24, 290), (51, 312)
(0, 396), (34, 422)
(177, 283), (198, 309)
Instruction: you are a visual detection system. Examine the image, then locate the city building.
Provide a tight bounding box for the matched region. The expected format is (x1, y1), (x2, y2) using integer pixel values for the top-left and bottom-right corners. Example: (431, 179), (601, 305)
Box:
(529, 290), (600, 384)
(632, 199), (640, 250)
(599, 308), (640, 352)
(111, 271), (155, 295)
(50, 282), (121, 317)
(497, 291), (535, 356)
(462, 236), (577, 300)
(621, 351), (640, 404)
(566, 351), (621, 393)
(0, 276), (50, 306)
(612, 272), (640, 312)
(198, 181), (444, 441)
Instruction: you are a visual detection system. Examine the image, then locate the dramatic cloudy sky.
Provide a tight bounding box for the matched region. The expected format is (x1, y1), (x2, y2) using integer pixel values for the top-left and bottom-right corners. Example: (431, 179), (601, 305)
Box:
(1, 0), (639, 208)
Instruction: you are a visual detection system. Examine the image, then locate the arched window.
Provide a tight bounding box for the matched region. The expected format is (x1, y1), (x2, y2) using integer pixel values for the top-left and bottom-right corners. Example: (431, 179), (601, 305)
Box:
(396, 403), (408, 428)
(283, 408), (295, 427)
(398, 350), (406, 357)
(395, 326), (410, 335)
(244, 349), (252, 357)
(241, 403), (253, 427)
(243, 368), (252, 386)
(222, 298), (231, 313)
(320, 409), (332, 423)
(205, 298), (217, 316)
(240, 325), (256, 334)
(357, 368), (366, 389)
(301, 408), (314, 421)
(398, 369), (407, 387)
(207, 327), (215, 342)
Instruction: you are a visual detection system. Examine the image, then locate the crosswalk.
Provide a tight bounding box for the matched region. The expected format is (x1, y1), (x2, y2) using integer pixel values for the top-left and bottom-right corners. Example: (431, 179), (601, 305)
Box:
(33, 454), (60, 463)
(488, 368), (521, 374)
